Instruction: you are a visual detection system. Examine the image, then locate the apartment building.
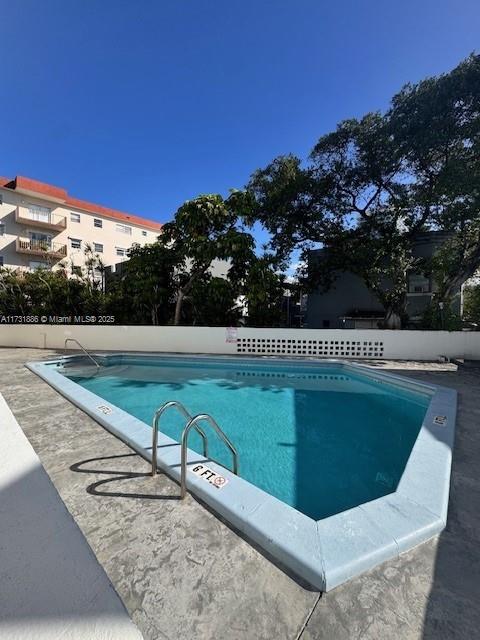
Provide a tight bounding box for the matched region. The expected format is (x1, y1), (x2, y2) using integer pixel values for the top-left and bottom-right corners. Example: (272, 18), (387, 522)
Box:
(0, 175), (162, 274)
(306, 231), (464, 328)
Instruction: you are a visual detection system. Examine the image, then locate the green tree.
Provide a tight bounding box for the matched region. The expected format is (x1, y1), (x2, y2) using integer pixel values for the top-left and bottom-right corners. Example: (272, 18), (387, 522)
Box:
(107, 242), (181, 325)
(391, 54), (480, 306)
(242, 255), (285, 327)
(462, 283), (480, 326)
(422, 221), (480, 309)
(161, 193), (255, 325)
(248, 55), (480, 328)
(187, 276), (242, 326)
(0, 268), (29, 315)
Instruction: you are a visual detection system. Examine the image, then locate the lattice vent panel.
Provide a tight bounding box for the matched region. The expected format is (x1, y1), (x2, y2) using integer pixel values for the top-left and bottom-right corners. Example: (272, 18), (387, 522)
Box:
(236, 337), (384, 358)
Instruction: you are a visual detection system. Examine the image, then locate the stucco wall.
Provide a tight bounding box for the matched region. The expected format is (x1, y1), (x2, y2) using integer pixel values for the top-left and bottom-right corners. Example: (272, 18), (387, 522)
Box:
(0, 325), (479, 361)
(306, 270), (384, 328)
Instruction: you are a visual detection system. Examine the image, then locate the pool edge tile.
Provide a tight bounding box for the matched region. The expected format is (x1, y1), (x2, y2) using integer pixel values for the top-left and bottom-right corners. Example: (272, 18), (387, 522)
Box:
(317, 506), (399, 591)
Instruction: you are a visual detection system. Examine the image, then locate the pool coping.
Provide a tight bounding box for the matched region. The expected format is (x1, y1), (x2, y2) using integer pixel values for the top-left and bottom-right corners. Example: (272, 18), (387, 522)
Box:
(0, 392), (143, 639)
(26, 354), (457, 592)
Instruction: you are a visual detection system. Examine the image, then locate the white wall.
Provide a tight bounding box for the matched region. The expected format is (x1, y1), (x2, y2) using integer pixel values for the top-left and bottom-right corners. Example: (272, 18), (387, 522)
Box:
(0, 325), (479, 361)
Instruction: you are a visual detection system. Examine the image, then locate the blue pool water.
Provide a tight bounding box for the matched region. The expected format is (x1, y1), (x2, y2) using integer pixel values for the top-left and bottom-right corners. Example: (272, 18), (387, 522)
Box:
(67, 358), (430, 520)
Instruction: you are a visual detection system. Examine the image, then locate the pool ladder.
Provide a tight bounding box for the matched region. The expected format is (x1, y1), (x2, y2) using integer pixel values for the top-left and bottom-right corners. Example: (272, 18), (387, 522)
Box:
(151, 400), (239, 499)
(63, 338), (102, 370)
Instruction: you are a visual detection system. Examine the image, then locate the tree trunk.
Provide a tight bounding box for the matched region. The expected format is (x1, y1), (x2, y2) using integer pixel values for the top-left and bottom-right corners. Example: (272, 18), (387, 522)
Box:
(383, 307), (402, 329)
(173, 267), (208, 325)
(365, 280), (405, 330)
(174, 289), (185, 326)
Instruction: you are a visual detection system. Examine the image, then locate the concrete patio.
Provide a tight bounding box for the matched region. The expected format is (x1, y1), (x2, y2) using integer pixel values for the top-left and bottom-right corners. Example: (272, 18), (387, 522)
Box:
(0, 347), (479, 640)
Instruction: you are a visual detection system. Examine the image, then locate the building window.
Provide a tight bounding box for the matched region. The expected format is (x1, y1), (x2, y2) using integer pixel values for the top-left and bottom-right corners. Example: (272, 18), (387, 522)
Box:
(322, 319), (330, 328)
(408, 273), (431, 294)
(28, 204), (51, 222)
(70, 212), (81, 223)
(0, 222), (5, 236)
(29, 260), (49, 271)
(70, 238), (82, 249)
(72, 265), (82, 276)
(116, 247), (127, 257)
(94, 218), (103, 228)
(94, 242), (103, 253)
(29, 231), (52, 248)
(116, 223), (132, 235)
(142, 230), (147, 236)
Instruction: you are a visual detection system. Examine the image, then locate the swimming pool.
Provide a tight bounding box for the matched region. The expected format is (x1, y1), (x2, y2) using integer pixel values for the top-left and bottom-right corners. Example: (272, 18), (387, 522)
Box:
(27, 354), (456, 591)
(69, 358), (428, 520)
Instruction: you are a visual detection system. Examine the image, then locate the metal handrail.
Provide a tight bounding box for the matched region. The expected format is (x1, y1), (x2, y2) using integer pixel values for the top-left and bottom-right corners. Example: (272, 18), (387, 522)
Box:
(181, 413), (239, 499)
(64, 338), (101, 369)
(151, 401), (208, 477)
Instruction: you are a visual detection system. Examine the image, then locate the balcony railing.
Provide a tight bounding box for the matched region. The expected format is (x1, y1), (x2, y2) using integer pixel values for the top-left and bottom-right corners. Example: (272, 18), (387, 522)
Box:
(15, 206), (67, 231)
(16, 238), (67, 259)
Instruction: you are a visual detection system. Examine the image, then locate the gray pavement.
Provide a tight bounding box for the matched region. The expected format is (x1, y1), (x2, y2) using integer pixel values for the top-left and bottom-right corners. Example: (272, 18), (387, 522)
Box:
(0, 348), (478, 640)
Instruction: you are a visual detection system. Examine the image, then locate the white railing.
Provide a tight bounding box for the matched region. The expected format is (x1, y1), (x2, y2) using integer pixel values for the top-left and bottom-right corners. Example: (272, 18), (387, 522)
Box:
(15, 206), (67, 228)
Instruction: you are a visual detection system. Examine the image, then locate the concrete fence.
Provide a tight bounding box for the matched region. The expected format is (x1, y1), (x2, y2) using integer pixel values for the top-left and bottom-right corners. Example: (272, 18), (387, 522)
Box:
(0, 325), (479, 361)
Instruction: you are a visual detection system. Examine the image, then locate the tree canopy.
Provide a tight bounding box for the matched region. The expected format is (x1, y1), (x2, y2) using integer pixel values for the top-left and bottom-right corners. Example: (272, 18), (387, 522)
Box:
(247, 54), (480, 327)
(160, 193), (256, 325)
(106, 241), (181, 325)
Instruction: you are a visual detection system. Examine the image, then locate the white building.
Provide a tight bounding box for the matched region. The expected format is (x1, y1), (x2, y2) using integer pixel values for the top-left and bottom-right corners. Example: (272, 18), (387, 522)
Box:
(0, 175), (162, 274)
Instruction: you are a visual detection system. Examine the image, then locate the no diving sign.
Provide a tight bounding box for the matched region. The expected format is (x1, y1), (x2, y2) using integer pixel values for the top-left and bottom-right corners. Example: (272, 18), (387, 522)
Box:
(190, 464), (229, 489)
(225, 327), (238, 343)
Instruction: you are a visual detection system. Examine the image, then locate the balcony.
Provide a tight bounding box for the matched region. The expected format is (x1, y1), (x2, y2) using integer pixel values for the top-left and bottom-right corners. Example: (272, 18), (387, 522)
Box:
(16, 238), (67, 259)
(15, 206), (67, 232)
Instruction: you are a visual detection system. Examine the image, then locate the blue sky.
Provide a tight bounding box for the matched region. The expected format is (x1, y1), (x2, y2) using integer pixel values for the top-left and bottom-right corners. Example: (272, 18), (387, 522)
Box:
(1, 0), (478, 234)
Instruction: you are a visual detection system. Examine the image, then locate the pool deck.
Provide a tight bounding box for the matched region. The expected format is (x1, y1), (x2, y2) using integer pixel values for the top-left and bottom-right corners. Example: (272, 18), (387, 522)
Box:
(1, 347), (479, 639)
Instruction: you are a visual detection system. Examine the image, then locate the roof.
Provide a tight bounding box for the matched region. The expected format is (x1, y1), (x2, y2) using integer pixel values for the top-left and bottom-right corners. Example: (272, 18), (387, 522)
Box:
(0, 175), (163, 232)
